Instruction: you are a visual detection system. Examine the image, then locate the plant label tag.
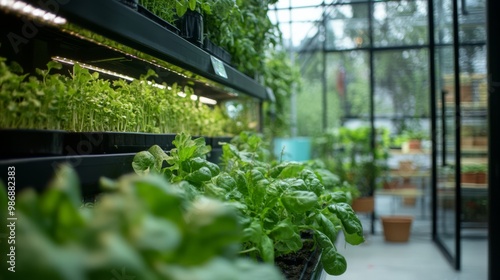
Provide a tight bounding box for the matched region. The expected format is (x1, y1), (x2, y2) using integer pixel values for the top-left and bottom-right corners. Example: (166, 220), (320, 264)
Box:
(210, 56), (227, 79)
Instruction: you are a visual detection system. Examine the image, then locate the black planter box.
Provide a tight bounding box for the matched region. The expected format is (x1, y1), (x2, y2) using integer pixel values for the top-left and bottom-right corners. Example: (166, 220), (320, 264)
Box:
(64, 132), (177, 155)
(0, 130), (179, 158)
(0, 129), (66, 159)
(137, 4), (180, 35)
(117, 0), (138, 11)
(177, 10), (204, 47)
(203, 38), (232, 65)
(0, 154), (135, 199)
(207, 136), (232, 164)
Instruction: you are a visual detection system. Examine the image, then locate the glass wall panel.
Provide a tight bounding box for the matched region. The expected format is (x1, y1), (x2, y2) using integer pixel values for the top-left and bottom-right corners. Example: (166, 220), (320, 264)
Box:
(458, 0), (486, 44)
(296, 52), (326, 136)
(373, 49), (430, 118)
(436, 46), (457, 259)
(373, 0), (428, 47)
(373, 48), (431, 228)
(434, 0), (454, 44)
(327, 51), (370, 126)
(326, 3), (370, 50)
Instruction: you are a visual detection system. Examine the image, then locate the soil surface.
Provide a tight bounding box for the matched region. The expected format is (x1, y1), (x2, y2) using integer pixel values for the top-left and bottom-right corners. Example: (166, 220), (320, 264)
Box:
(274, 241), (320, 280)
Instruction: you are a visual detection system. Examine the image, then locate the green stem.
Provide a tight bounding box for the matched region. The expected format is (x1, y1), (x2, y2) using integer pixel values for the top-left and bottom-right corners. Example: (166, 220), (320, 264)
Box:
(239, 247), (258, 254)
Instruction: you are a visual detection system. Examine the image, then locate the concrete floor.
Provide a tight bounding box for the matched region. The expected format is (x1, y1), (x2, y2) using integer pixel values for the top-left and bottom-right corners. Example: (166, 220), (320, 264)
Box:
(322, 196), (488, 280)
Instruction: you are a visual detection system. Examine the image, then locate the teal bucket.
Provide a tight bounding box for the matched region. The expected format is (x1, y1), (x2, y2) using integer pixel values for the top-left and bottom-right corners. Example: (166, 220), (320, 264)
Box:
(273, 137), (311, 162)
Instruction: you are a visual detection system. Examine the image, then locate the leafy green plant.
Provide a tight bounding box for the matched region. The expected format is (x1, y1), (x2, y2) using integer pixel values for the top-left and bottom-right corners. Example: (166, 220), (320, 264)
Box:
(132, 131), (364, 276)
(0, 164), (283, 280)
(462, 163), (487, 174)
(0, 57), (235, 136)
(311, 127), (390, 197)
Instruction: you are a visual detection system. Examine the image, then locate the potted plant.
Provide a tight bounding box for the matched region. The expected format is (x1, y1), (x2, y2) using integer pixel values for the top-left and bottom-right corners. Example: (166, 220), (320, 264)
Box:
(461, 126), (475, 148)
(328, 127), (391, 213)
(474, 127), (488, 147)
(132, 132), (365, 278)
(461, 163), (480, 184)
(474, 163), (488, 184)
(404, 129), (428, 151)
(380, 215), (414, 242)
(0, 58), (236, 156)
(1, 165), (285, 279)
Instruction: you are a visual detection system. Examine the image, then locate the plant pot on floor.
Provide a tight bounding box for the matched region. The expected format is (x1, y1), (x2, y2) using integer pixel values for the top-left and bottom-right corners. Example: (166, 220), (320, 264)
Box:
(351, 196), (375, 213)
(381, 216), (413, 242)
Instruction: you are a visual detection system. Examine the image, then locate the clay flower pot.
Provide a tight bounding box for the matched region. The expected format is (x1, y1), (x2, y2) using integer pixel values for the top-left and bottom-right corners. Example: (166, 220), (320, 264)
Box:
(381, 216), (413, 242)
(351, 196), (375, 213)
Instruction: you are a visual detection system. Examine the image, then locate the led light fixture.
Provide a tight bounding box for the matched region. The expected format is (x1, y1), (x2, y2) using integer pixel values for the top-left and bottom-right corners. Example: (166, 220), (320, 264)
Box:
(51, 56), (217, 105)
(0, 0), (67, 25)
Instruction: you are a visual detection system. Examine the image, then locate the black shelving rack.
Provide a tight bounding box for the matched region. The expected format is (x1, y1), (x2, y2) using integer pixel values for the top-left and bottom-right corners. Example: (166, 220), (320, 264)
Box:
(1, 0), (270, 101)
(0, 0), (269, 195)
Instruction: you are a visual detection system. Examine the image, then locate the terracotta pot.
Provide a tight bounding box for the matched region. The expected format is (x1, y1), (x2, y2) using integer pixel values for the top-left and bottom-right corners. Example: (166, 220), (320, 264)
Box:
(351, 197), (375, 213)
(381, 216), (413, 242)
(383, 180), (398, 190)
(408, 139), (421, 151)
(461, 172), (477, 184)
(461, 137), (474, 148)
(398, 160), (415, 173)
(402, 197), (417, 206)
(443, 84), (473, 102)
(474, 136), (488, 147)
(476, 172), (487, 184)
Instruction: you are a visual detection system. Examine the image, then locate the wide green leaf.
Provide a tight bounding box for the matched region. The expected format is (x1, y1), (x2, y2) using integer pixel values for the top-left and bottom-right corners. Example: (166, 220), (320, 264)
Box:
(327, 203), (364, 236)
(134, 215), (181, 252)
(321, 246), (347, 276)
(132, 150), (155, 175)
(281, 190), (318, 213)
(259, 235), (275, 263)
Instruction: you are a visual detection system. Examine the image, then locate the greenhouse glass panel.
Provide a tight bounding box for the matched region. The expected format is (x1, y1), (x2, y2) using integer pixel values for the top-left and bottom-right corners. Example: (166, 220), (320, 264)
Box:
(372, 0), (428, 47)
(327, 51), (370, 126)
(296, 51), (325, 136)
(459, 0), (486, 44)
(373, 49), (430, 118)
(326, 3), (370, 50)
(434, 0), (453, 44)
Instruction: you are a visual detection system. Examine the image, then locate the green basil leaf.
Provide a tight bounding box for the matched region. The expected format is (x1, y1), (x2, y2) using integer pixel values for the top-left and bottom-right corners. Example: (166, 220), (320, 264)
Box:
(343, 230), (365, 246)
(216, 172), (237, 191)
(321, 246), (347, 276)
(330, 191), (349, 204)
(269, 162), (303, 178)
(327, 203), (364, 236)
(185, 167), (213, 183)
(148, 145), (169, 172)
(135, 215), (181, 252)
(281, 190), (318, 213)
(259, 235), (275, 263)
(132, 150), (155, 175)
(234, 170), (248, 196)
(242, 219), (262, 243)
(316, 213), (338, 244)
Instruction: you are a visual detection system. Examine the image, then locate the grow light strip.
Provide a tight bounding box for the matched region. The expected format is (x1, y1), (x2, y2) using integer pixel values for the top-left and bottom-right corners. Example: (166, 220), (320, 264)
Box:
(177, 92), (217, 105)
(52, 56), (135, 81)
(51, 56), (217, 105)
(0, 0), (66, 25)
